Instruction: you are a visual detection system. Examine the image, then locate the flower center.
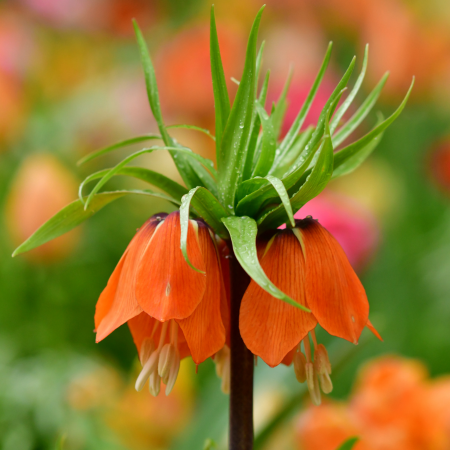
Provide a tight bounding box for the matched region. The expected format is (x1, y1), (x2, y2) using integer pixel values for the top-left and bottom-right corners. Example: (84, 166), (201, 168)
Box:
(293, 329), (332, 405)
(135, 320), (181, 396)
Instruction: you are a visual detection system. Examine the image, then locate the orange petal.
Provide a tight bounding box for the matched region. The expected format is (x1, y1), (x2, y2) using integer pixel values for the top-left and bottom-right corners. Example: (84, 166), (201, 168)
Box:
(239, 230), (318, 367)
(299, 218), (369, 344)
(136, 212), (207, 321)
(95, 218), (161, 342)
(367, 319), (383, 341)
(128, 313), (191, 360)
(177, 223), (226, 364)
(281, 346), (296, 366)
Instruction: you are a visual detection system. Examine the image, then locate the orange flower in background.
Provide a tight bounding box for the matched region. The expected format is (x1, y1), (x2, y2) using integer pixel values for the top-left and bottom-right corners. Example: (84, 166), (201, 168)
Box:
(95, 212), (228, 395)
(296, 402), (358, 450)
(296, 356), (450, 450)
(156, 24), (244, 122)
(5, 153), (80, 261)
(240, 217), (381, 404)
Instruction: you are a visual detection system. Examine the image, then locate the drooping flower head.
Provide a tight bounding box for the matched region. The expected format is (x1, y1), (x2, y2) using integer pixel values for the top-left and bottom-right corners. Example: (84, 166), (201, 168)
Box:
(11, 6), (412, 408)
(95, 212), (228, 395)
(240, 217), (381, 404)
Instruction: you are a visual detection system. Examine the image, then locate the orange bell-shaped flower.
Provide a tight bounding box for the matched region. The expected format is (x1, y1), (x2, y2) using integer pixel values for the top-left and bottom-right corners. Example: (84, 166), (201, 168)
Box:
(240, 217), (381, 404)
(95, 212), (228, 395)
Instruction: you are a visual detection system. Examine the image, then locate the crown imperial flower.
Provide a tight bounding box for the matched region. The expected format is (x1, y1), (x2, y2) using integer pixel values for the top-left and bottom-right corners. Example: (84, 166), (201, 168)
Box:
(94, 212), (227, 395)
(240, 217), (381, 403)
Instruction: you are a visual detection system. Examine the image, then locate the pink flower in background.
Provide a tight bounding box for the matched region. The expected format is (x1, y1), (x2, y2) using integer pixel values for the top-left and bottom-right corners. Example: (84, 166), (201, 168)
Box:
(16, 0), (156, 34)
(267, 77), (337, 138)
(0, 13), (36, 78)
(288, 191), (380, 271)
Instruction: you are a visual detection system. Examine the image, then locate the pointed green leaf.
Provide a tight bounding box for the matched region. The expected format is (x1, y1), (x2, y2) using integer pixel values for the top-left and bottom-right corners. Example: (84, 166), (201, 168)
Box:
(333, 72), (389, 146)
(272, 42), (332, 168)
(334, 78), (414, 172)
(271, 67), (293, 140)
(167, 124), (215, 141)
(236, 81), (349, 218)
(77, 134), (162, 166)
(222, 216), (310, 311)
(255, 41), (265, 89)
(252, 101), (277, 177)
(217, 6), (264, 211)
(180, 187), (230, 271)
(259, 121), (334, 231)
(210, 6), (231, 163)
(134, 20), (212, 190)
(332, 113), (384, 178)
(271, 126), (314, 178)
(337, 437), (359, 450)
(235, 177), (269, 205)
(264, 176), (295, 227)
(78, 166), (188, 203)
(330, 44), (368, 134)
(83, 146), (217, 210)
(242, 70), (271, 181)
(12, 190), (179, 257)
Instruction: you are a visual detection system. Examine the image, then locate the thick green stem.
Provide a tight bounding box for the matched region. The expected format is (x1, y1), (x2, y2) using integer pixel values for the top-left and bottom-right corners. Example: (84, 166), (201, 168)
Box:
(229, 252), (253, 450)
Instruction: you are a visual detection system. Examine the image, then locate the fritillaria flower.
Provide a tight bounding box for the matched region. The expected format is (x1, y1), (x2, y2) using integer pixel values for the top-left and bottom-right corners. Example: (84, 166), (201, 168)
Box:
(95, 212), (228, 395)
(240, 217), (381, 404)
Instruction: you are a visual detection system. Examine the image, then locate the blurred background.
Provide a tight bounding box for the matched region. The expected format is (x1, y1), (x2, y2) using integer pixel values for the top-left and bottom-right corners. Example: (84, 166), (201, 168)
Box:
(1, 0), (450, 449)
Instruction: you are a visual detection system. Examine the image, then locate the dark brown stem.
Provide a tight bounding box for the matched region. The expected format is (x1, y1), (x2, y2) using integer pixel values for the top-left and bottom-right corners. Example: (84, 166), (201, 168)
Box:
(229, 252), (253, 450)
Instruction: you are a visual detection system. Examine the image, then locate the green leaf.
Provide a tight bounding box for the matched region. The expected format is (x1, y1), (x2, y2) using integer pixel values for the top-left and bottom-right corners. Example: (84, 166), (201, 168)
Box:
(242, 70), (271, 181)
(236, 80), (349, 218)
(210, 6), (231, 163)
(264, 176), (295, 227)
(77, 134), (162, 166)
(259, 119), (334, 231)
(333, 78), (414, 172)
(333, 72), (389, 146)
(252, 101), (277, 177)
(83, 146), (217, 210)
(255, 41), (265, 91)
(222, 216), (310, 311)
(12, 190), (179, 257)
(332, 113), (384, 179)
(271, 67), (293, 140)
(282, 59), (354, 187)
(330, 44), (368, 134)
(167, 124), (215, 141)
(337, 437), (359, 450)
(78, 166), (188, 203)
(133, 20), (212, 191)
(180, 187), (230, 271)
(217, 6), (264, 211)
(271, 126), (314, 178)
(272, 42), (332, 168)
(235, 177), (269, 205)
(203, 439), (217, 450)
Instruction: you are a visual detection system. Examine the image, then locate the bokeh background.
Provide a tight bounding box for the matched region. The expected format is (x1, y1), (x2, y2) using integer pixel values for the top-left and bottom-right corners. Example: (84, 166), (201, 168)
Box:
(1, 0), (450, 449)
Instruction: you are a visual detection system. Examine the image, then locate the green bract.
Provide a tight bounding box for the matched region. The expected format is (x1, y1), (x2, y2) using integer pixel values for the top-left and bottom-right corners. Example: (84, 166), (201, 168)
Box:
(12, 7), (413, 309)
